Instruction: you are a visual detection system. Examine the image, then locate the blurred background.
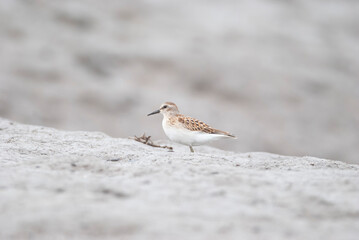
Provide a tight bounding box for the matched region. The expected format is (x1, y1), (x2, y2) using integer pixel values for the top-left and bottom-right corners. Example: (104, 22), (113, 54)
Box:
(0, 0), (358, 163)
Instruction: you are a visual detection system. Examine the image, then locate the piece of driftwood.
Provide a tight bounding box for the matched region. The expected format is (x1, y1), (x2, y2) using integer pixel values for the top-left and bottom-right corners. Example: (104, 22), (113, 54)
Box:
(131, 133), (173, 151)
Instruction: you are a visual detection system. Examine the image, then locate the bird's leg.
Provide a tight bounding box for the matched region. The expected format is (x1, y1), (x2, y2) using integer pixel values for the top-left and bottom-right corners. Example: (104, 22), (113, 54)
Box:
(189, 146), (194, 153)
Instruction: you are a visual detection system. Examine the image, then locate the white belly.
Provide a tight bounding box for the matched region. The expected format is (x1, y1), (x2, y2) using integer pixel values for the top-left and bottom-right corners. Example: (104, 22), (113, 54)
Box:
(162, 118), (228, 146)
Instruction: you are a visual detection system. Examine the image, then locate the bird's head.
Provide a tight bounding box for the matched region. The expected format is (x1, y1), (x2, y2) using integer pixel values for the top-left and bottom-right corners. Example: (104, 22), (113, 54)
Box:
(147, 102), (179, 117)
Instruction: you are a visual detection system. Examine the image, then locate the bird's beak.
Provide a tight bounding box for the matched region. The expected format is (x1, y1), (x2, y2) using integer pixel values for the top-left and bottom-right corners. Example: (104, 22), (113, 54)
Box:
(147, 109), (160, 116)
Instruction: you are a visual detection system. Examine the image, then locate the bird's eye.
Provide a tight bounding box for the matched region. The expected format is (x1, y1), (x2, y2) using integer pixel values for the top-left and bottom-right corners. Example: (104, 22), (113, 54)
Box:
(163, 105), (167, 109)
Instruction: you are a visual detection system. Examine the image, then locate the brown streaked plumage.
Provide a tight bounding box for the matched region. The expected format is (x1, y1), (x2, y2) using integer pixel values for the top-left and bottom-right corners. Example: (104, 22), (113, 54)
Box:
(147, 102), (236, 152)
(173, 115), (235, 138)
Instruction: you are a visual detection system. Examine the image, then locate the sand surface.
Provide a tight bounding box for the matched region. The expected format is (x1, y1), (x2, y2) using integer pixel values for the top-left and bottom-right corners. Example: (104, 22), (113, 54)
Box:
(0, 0), (359, 163)
(1, 118), (358, 240)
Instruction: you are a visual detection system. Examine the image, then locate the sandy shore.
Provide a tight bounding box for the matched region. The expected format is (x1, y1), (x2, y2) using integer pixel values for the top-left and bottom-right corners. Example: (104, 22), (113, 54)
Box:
(0, 118), (358, 240)
(1, 0), (359, 163)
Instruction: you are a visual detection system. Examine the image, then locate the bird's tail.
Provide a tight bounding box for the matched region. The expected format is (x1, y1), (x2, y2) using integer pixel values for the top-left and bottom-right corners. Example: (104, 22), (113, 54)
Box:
(213, 129), (237, 139)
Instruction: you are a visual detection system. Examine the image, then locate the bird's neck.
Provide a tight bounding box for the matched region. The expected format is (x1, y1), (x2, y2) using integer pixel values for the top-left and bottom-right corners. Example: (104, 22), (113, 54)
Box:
(163, 112), (179, 119)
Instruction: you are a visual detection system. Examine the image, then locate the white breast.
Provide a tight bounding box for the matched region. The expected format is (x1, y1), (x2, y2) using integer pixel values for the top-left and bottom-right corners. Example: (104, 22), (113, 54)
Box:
(162, 117), (229, 146)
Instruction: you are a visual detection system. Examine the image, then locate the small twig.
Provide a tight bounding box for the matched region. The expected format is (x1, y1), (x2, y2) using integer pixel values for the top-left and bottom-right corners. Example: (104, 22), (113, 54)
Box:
(107, 158), (121, 162)
(130, 133), (173, 151)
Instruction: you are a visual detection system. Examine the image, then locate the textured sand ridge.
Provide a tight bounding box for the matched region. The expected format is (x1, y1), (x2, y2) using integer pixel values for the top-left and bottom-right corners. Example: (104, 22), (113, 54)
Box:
(0, 118), (359, 240)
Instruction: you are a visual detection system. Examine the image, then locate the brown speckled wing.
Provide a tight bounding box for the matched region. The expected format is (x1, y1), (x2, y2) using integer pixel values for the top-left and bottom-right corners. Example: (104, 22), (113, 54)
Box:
(177, 115), (235, 137)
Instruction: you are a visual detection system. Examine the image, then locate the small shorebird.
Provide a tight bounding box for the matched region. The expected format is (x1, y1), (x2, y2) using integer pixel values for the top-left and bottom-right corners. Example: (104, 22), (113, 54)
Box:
(147, 102), (236, 152)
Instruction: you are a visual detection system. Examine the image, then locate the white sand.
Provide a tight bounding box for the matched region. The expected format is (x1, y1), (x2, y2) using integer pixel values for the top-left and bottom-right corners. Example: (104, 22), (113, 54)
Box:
(0, 118), (358, 240)
(0, 0), (359, 163)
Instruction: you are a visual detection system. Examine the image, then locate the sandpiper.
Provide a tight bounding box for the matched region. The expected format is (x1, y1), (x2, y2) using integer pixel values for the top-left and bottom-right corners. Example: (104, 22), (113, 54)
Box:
(147, 102), (236, 152)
